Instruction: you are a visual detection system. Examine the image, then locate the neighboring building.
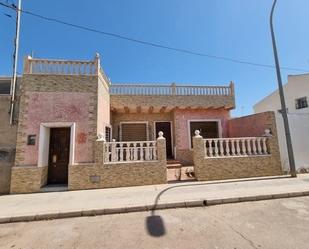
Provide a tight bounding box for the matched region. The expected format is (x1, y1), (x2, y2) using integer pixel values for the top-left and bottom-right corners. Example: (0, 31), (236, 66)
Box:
(254, 73), (309, 172)
(0, 77), (20, 194)
(4, 55), (282, 194)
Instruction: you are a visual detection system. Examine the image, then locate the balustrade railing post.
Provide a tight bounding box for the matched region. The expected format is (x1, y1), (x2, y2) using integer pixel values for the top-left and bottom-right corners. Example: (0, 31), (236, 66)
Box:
(171, 83), (176, 95)
(95, 134), (106, 164)
(192, 130), (204, 180)
(94, 52), (100, 75)
(111, 139), (117, 162)
(157, 131), (166, 163)
(230, 81), (235, 96)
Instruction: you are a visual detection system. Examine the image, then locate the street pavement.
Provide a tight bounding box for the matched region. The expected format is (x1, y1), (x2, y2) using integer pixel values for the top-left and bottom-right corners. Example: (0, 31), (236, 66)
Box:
(1, 196), (309, 249)
(1, 174), (309, 223)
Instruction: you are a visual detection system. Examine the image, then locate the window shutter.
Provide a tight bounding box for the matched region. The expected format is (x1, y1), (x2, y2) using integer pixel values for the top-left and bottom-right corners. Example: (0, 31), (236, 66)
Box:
(121, 123), (147, 141)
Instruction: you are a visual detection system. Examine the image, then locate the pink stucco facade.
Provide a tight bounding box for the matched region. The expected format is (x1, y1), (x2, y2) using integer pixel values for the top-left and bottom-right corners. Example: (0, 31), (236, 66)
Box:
(228, 112), (275, 138)
(173, 108), (230, 150)
(21, 92), (93, 165)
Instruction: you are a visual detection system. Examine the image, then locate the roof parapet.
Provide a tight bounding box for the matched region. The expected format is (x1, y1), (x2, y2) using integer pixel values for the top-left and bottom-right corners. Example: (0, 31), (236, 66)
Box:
(23, 54), (101, 76)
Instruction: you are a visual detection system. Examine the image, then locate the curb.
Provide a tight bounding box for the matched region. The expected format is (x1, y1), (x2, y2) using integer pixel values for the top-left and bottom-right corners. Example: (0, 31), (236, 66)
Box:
(1, 191), (309, 224)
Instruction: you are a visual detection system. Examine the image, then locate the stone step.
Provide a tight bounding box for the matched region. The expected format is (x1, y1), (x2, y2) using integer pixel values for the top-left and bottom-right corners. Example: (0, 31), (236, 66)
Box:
(166, 163), (182, 169)
(167, 160), (181, 165)
(167, 166), (195, 182)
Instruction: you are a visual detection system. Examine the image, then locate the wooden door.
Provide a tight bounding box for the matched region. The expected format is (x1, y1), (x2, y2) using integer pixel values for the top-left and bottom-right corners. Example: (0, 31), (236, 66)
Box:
(155, 122), (173, 159)
(48, 128), (70, 184)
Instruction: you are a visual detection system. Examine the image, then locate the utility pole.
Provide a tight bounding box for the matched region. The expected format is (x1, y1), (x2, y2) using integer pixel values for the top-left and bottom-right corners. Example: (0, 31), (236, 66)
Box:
(270, 0), (297, 177)
(10, 0), (22, 125)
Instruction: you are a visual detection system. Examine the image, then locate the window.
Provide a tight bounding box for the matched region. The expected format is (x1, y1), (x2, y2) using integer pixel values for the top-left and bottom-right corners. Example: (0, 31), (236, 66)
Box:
(189, 121), (219, 148)
(120, 123), (147, 141)
(295, 97), (308, 109)
(0, 80), (11, 95)
(105, 126), (112, 142)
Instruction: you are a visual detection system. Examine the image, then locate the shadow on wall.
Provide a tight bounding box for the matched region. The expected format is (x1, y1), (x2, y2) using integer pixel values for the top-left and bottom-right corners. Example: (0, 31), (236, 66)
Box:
(0, 148), (15, 194)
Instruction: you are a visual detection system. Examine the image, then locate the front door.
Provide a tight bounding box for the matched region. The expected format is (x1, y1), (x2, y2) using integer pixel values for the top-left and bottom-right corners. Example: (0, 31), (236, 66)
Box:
(155, 122), (173, 159)
(48, 128), (70, 184)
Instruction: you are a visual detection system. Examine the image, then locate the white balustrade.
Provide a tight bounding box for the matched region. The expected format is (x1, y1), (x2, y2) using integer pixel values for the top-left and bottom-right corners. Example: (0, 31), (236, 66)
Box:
(104, 141), (158, 163)
(110, 84), (232, 96)
(25, 58), (98, 75)
(203, 137), (269, 158)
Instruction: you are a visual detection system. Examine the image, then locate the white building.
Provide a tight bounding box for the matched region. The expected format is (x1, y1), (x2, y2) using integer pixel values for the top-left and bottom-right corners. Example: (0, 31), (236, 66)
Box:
(254, 73), (309, 172)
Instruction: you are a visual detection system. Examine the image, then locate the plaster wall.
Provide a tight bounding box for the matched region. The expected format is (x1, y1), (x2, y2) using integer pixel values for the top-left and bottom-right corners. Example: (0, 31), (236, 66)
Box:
(254, 74), (309, 171)
(173, 108), (230, 165)
(228, 112), (277, 138)
(173, 108), (230, 150)
(275, 113), (309, 171)
(97, 75), (110, 135)
(17, 92), (93, 165)
(254, 74), (309, 114)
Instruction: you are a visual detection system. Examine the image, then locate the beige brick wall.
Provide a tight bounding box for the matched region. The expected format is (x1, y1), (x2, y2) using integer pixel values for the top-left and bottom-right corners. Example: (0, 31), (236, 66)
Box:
(0, 96), (18, 146)
(0, 162), (12, 194)
(111, 94), (235, 110)
(10, 166), (48, 194)
(69, 163), (100, 190)
(0, 89), (20, 194)
(69, 137), (167, 190)
(193, 128), (282, 181)
(175, 149), (193, 166)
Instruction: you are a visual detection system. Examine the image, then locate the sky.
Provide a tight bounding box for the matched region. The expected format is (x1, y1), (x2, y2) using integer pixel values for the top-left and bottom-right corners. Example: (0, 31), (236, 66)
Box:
(0, 0), (308, 117)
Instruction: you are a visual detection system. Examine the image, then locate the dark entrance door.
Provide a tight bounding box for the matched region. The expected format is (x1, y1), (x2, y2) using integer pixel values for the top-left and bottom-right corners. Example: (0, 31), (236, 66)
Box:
(155, 122), (173, 159)
(48, 128), (70, 184)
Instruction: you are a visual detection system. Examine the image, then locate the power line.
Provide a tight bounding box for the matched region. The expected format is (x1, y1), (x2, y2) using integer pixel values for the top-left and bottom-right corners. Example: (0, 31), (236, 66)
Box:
(0, 1), (308, 73)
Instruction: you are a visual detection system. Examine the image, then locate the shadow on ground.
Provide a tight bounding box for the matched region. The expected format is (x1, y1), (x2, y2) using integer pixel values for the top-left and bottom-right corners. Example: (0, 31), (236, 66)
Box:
(145, 175), (290, 237)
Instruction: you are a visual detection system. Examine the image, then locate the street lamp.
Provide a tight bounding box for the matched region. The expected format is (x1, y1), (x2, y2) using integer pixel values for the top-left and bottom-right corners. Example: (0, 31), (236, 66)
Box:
(270, 0), (297, 177)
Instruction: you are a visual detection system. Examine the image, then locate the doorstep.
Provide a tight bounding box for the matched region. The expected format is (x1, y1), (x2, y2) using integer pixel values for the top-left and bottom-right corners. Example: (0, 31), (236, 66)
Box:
(41, 184), (68, 193)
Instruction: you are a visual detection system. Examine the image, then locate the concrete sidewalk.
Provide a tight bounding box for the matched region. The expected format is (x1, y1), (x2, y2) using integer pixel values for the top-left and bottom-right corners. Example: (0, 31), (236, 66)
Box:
(1, 174), (309, 223)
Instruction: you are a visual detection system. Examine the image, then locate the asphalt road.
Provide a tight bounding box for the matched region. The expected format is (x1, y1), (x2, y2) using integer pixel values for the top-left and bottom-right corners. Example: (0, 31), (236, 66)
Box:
(1, 196), (309, 249)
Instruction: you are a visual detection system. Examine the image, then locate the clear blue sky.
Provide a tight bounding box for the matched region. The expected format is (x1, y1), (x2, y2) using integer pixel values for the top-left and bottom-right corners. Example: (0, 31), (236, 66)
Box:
(1, 0), (308, 116)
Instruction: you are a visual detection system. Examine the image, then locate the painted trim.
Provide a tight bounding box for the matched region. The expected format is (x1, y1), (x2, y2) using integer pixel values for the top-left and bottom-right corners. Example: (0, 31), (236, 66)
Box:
(119, 121), (149, 141)
(154, 121), (174, 157)
(38, 122), (76, 167)
(187, 119), (222, 149)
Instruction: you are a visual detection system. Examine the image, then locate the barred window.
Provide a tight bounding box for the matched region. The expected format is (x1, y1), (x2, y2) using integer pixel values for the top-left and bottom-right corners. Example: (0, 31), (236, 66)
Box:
(295, 97), (308, 109)
(105, 126), (112, 142)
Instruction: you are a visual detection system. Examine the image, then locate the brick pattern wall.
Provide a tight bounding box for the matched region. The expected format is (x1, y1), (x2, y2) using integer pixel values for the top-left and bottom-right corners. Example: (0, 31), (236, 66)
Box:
(10, 74), (99, 193)
(0, 92), (19, 194)
(69, 138), (167, 190)
(111, 95), (235, 110)
(10, 166), (48, 194)
(193, 112), (283, 181)
(175, 149), (193, 166)
(15, 74), (98, 166)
